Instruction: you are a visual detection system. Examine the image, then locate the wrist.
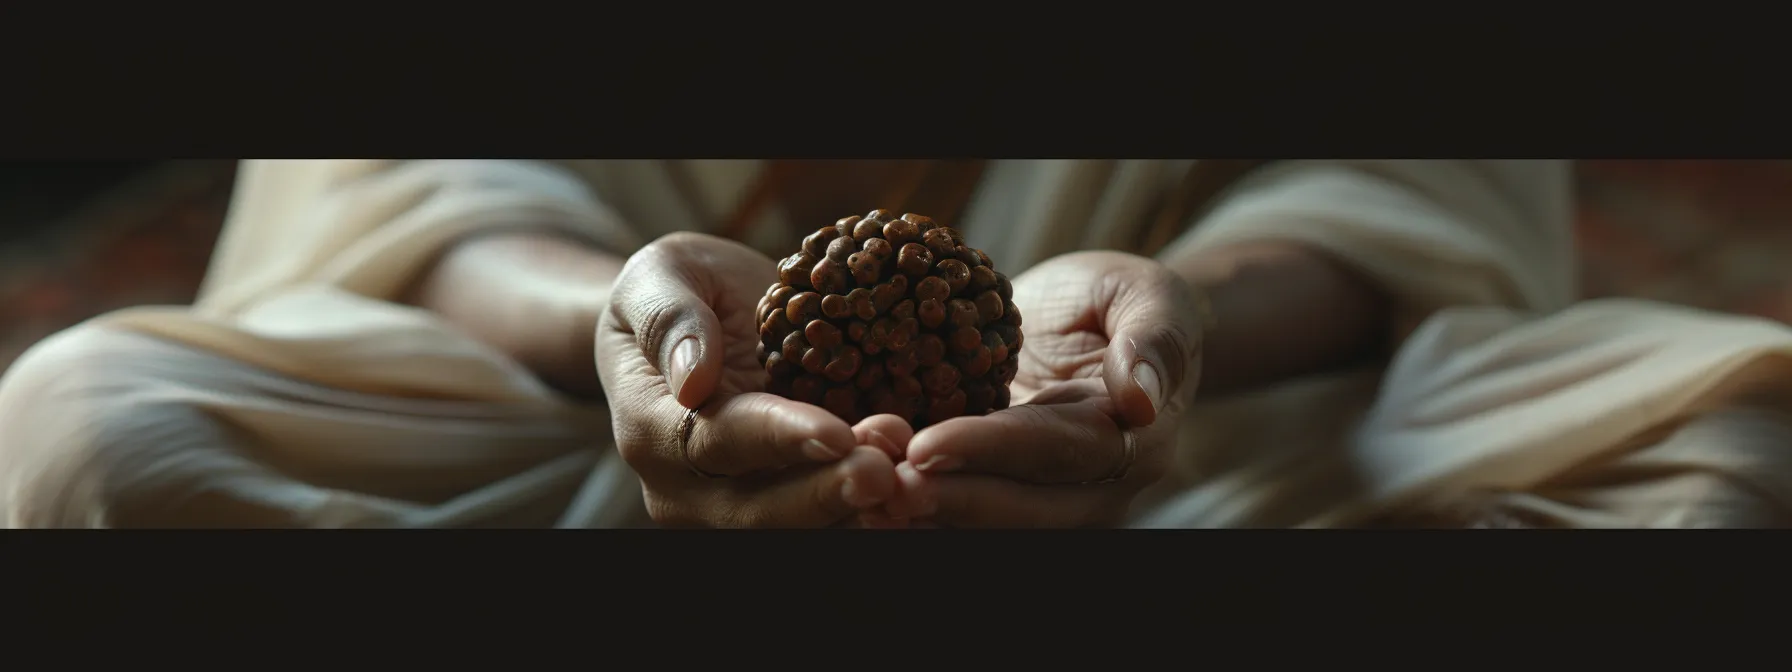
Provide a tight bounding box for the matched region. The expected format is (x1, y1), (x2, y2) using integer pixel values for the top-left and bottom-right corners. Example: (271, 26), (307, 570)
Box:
(1167, 240), (1391, 397)
(409, 229), (623, 400)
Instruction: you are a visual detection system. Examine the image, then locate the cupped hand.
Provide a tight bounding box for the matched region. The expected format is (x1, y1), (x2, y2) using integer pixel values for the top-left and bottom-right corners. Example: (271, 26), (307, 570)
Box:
(596, 232), (905, 527)
(884, 251), (1203, 527)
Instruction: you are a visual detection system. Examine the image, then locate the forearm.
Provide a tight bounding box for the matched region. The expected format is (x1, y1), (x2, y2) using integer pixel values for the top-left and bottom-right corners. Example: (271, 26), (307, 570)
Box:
(404, 229), (625, 399)
(1166, 240), (1393, 397)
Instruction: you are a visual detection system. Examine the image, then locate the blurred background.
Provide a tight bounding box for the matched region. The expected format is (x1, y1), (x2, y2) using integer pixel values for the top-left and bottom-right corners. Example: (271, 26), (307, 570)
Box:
(3, 160), (1791, 372)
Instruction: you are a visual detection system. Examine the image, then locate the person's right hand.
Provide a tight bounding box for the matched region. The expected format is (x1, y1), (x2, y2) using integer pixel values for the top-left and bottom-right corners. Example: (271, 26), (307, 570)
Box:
(596, 232), (902, 527)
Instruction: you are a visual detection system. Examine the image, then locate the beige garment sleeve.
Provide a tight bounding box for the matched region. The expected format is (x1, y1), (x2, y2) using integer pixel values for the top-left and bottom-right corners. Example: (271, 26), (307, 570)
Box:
(1162, 160), (1577, 329)
(197, 160), (643, 317)
(90, 160), (647, 403)
(1134, 160), (1792, 528)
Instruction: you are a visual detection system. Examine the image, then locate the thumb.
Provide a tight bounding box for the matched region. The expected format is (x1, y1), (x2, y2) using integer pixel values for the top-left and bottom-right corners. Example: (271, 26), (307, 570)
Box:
(1102, 267), (1203, 427)
(649, 284), (726, 410)
(609, 243), (729, 409)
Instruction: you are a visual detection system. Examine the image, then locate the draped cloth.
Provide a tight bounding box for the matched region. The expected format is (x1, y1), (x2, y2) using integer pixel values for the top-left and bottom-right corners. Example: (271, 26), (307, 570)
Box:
(3, 159), (1791, 528)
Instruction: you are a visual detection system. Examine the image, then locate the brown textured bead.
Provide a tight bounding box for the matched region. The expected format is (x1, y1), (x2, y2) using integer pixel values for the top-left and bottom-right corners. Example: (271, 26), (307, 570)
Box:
(892, 375), (923, 399)
(926, 389), (967, 426)
(854, 360), (886, 390)
(765, 285), (797, 318)
(765, 351), (796, 378)
(897, 243), (933, 278)
(847, 288), (877, 321)
(760, 311), (794, 347)
(973, 290), (1004, 324)
(869, 282), (899, 315)
(890, 299), (916, 321)
(884, 346), (920, 378)
(805, 319), (842, 350)
(821, 294), (851, 320)
(801, 347), (828, 374)
(992, 324), (1024, 351)
(758, 210), (1024, 428)
(890, 318), (918, 349)
(993, 357), (1019, 386)
(803, 227), (842, 258)
(915, 276), (950, 303)
(953, 246), (981, 267)
(826, 346), (862, 383)
(983, 330), (1009, 364)
(811, 258), (849, 294)
(868, 317), (896, 348)
(847, 252), (881, 285)
(835, 216), (860, 238)
(778, 254), (816, 289)
(786, 292), (822, 325)
(863, 237), (894, 259)
(967, 266), (998, 294)
(950, 326), (981, 353)
(915, 334), (946, 366)
(853, 216), (883, 242)
(791, 374), (827, 405)
(920, 363), (961, 397)
(921, 228), (956, 258)
(957, 346), (993, 378)
(918, 299), (946, 329)
(824, 385), (860, 421)
(937, 259), (971, 295)
(883, 218), (920, 247)
(963, 380), (994, 411)
(946, 299), (979, 330)
(826, 235), (856, 263)
(781, 331), (807, 361)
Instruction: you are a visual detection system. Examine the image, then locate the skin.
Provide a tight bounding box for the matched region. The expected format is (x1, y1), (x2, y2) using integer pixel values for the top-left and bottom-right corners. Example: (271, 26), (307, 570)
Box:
(883, 240), (1396, 528)
(407, 228), (1394, 528)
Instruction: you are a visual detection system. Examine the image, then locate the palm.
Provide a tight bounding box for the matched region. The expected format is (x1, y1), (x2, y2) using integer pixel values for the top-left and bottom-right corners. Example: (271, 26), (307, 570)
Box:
(1005, 262), (1122, 405)
(694, 250), (777, 398)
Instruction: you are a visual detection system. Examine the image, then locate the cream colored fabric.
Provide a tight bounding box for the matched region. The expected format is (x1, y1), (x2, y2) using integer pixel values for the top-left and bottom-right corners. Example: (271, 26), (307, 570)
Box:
(3, 159), (1790, 528)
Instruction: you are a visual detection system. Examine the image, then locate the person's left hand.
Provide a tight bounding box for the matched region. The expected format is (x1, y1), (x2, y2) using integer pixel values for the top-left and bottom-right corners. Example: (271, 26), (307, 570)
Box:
(881, 251), (1203, 527)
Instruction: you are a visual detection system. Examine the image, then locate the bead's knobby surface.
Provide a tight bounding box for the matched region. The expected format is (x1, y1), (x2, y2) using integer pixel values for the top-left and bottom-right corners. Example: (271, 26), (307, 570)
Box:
(756, 209), (1023, 428)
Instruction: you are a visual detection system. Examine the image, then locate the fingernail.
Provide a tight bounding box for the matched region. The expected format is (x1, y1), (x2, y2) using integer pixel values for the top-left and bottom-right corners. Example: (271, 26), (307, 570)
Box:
(914, 454), (962, 473)
(841, 478), (879, 508)
(1132, 360), (1164, 414)
(803, 439), (844, 461)
(668, 337), (699, 398)
(865, 429), (903, 460)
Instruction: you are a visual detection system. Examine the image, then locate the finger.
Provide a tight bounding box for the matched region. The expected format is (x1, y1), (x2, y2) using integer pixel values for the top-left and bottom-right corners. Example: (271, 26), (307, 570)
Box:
(884, 460), (935, 519)
(854, 414), (914, 462)
(720, 445), (898, 528)
(1101, 267), (1203, 427)
(607, 234), (767, 408)
(679, 393), (857, 477)
(906, 402), (1130, 485)
(925, 473), (1124, 528)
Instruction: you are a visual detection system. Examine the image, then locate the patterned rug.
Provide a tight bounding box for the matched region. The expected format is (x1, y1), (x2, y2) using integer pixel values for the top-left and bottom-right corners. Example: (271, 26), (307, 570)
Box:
(3, 160), (1791, 372)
